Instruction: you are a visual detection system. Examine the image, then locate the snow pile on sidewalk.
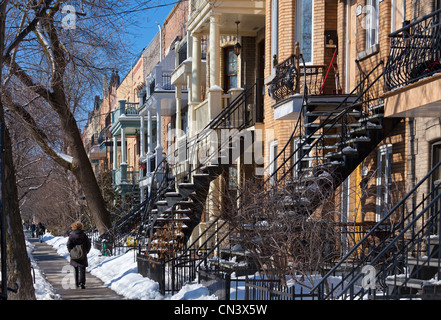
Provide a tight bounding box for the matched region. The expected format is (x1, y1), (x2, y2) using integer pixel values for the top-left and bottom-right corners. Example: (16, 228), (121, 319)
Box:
(29, 233), (217, 300)
(26, 239), (60, 300)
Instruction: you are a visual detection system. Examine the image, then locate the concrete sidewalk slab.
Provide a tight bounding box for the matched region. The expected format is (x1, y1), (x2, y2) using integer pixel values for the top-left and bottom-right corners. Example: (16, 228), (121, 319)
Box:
(30, 239), (125, 300)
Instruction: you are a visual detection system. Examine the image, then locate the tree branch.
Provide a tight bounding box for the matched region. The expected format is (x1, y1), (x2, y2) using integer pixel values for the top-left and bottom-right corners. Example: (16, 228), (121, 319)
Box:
(2, 91), (72, 170)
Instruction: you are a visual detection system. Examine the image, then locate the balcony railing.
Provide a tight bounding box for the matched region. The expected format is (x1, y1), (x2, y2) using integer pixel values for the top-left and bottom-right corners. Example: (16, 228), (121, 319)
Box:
(384, 9), (441, 91)
(113, 166), (139, 187)
(111, 101), (140, 124)
(268, 54), (325, 102)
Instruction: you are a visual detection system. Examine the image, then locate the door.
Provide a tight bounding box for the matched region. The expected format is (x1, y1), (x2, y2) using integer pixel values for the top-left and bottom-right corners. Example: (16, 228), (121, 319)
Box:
(224, 46), (238, 91)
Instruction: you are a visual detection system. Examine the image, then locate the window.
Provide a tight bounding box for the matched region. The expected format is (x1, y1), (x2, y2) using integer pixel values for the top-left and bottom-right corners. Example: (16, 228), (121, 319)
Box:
(376, 144), (392, 221)
(366, 0), (379, 49)
(224, 47), (238, 90)
(296, 0), (313, 63)
(271, 0), (278, 72)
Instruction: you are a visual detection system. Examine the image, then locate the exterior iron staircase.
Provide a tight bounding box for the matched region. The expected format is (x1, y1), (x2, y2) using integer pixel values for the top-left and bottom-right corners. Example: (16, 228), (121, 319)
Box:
(98, 83), (258, 259)
(312, 159), (441, 300)
(177, 58), (402, 280)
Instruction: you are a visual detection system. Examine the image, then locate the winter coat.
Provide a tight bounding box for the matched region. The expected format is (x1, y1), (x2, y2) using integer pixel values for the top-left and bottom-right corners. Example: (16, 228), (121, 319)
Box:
(37, 223), (45, 236)
(67, 230), (91, 268)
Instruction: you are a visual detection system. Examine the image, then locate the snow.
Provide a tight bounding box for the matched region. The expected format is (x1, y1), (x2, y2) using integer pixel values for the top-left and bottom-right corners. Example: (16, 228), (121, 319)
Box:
(26, 232), (345, 301)
(55, 150), (73, 163)
(27, 232), (218, 300)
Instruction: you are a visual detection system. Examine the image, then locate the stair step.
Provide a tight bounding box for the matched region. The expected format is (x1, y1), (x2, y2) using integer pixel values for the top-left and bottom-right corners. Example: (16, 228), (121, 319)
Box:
(325, 147), (358, 159)
(305, 110), (362, 118)
(385, 277), (425, 290)
(407, 256), (441, 268)
(309, 134), (342, 139)
(349, 124), (382, 135)
(300, 161), (345, 172)
(304, 122), (362, 129)
(178, 183), (197, 199)
(165, 192), (183, 208)
(358, 113), (384, 123)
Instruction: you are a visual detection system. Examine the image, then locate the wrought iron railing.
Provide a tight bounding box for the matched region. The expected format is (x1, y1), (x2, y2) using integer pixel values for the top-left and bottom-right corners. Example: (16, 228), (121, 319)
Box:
(313, 159), (441, 300)
(384, 9), (441, 90)
(268, 53), (326, 101)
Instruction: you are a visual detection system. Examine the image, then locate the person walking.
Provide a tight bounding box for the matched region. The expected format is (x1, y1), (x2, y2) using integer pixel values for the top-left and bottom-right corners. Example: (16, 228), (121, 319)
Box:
(67, 221), (91, 289)
(30, 223), (36, 238)
(37, 222), (45, 242)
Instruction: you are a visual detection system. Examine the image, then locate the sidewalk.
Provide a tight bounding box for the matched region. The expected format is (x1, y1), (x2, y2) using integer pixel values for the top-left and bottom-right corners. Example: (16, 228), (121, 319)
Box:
(30, 238), (125, 300)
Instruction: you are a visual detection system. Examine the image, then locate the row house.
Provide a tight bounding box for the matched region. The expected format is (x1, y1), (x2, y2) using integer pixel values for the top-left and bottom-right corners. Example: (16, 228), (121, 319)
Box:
(263, 0), (441, 299)
(83, 71), (120, 176)
(94, 0), (441, 299)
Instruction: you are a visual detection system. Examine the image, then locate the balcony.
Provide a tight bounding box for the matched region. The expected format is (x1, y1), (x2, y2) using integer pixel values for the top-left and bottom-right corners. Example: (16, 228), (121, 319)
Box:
(383, 9), (441, 118)
(113, 167), (139, 193)
(269, 52), (354, 121)
(111, 100), (141, 136)
(141, 51), (180, 117)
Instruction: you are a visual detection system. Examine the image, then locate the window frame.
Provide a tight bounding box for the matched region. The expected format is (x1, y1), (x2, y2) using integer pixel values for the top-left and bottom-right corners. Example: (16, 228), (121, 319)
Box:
(365, 0), (380, 50)
(296, 0), (314, 64)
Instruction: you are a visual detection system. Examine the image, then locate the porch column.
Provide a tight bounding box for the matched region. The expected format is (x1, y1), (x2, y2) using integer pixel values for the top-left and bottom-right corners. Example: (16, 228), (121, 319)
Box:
(120, 127), (126, 165)
(175, 85), (182, 138)
(120, 127), (127, 183)
(147, 107), (153, 173)
(140, 115), (145, 158)
(113, 135), (118, 170)
(209, 14), (220, 88)
(155, 100), (163, 168)
(190, 32), (201, 136)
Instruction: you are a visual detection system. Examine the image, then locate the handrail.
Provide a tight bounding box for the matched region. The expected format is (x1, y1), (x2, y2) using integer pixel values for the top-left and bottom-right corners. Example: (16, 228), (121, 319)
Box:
(313, 158), (441, 299)
(388, 8), (441, 38)
(187, 59), (384, 273)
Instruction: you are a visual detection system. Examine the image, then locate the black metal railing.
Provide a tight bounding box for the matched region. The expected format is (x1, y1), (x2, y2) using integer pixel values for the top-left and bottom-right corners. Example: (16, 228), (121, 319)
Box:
(268, 54), (326, 101)
(313, 159), (441, 300)
(384, 9), (441, 90)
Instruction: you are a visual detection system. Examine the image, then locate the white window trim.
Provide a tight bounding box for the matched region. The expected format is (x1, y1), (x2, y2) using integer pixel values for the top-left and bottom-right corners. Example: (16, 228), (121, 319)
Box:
(366, 0), (379, 50)
(269, 140), (278, 185)
(271, 0), (279, 74)
(376, 144), (392, 222)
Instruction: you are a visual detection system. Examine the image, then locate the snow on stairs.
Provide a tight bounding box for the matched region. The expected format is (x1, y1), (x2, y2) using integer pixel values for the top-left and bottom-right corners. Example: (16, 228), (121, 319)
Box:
(295, 96), (399, 196)
(145, 159), (232, 255)
(384, 236), (441, 299)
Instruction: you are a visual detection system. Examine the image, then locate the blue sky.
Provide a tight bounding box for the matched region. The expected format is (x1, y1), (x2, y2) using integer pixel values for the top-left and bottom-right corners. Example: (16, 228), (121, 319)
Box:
(126, 1), (178, 57)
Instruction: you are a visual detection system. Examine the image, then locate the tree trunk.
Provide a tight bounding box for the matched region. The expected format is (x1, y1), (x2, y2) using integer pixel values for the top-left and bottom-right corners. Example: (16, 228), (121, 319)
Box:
(0, 0), (35, 300)
(2, 115), (36, 300)
(50, 90), (111, 235)
(67, 116), (111, 235)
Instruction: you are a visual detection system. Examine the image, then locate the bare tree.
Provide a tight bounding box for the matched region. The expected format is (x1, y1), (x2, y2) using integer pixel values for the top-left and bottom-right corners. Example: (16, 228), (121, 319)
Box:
(0, 0), (154, 298)
(1, 0), (149, 235)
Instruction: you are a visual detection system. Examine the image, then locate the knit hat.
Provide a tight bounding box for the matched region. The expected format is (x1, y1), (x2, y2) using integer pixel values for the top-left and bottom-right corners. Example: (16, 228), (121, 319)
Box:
(72, 221), (83, 230)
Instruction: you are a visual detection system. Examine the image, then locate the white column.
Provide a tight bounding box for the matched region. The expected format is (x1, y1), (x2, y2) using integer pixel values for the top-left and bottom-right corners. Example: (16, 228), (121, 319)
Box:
(155, 100), (163, 167)
(113, 135), (118, 170)
(176, 85), (182, 138)
(208, 14), (222, 120)
(140, 115), (145, 157)
(147, 107), (153, 173)
(191, 33), (201, 103)
(120, 127), (126, 164)
(190, 33), (201, 137)
(209, 14), (220, 88)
